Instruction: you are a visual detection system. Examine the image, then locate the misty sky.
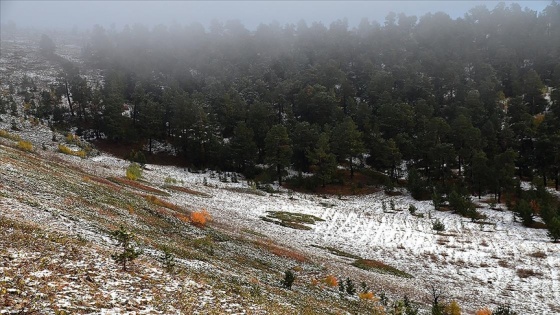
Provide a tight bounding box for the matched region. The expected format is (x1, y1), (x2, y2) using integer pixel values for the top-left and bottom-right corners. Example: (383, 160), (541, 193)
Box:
(0, 1), (551, 31)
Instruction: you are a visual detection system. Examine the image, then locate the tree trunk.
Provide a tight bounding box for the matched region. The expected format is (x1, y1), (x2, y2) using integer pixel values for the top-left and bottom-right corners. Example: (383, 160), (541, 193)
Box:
(478, 181), (481, 199)
(64, 80), (74, 116)
(277, 164), (282, 186)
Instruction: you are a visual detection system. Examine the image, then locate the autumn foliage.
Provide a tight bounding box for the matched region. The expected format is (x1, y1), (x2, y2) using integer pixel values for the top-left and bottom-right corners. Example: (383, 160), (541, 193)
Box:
(190, 209), (211, 227)
(475, 308), (492, 315)
(324, 275), (338, 287)
(358, 292), (375, 300)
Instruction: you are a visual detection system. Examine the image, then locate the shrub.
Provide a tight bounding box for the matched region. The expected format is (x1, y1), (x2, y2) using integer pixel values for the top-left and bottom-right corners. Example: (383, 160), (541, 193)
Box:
(159, 246), (176, 273)
(546, 216), (560, 242)
(444, 300), (461, 315)
(358, 292), (375, 300)
(493, 305), (518, 315)
(324, 275), (338, 287)
(282, 270), (295, 289)
(110, 226), (142, 271)
(128, 150), (147, 166)
(0, 129), (21, 141)
(432, 219), (445, 233)
(17, 140), (33, 152)
(58, 144), (86, 158)
(126, 162), (143, 181)
(190, 209), (211, 228)
(164, 176), (178, 185)
(338, 279), (345, 293)
(345, 278), (356, 295)
(448, 190), (477, 218)
(475, 308), (492, 315)
(408, 204), (417, 214)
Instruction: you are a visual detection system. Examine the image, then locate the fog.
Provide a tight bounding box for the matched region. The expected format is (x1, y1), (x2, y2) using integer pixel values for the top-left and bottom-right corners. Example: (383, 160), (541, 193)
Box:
(0, 0), (550, 31)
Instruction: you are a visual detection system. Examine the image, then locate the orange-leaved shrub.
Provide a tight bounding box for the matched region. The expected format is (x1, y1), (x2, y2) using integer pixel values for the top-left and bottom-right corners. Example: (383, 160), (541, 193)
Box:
(324, 275), (338, 287)
(190, 209), (211, 227)
(176, 213), (190, 223)
(475, 308), (492, 315)
(358, 292), (375, 300)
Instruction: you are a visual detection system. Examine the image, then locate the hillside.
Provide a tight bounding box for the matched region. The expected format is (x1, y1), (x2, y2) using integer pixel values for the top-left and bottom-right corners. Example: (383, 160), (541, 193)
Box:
(1, 122), (559, 314)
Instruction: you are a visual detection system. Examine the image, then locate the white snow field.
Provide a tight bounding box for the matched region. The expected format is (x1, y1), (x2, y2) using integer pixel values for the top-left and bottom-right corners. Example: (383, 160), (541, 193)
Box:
(72, 150), (560, 313)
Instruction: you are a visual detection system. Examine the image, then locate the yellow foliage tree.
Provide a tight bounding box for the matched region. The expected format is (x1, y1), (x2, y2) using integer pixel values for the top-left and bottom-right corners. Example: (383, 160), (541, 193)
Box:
(444, 300), (461, 315)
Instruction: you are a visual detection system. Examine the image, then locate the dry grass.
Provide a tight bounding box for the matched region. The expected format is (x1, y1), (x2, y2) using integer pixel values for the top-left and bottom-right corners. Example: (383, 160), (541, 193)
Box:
(58, 143), (86, 158)
(143, 194), (184, 212)
(254, 240), (308, 263)
(530, 251), (547, 259)
(351, 259), (413, 278)
(516, 268), (543, 278)
(107, 177), (170, 196)
(165, 185), (211, 198)
(0, 129), (21, 141)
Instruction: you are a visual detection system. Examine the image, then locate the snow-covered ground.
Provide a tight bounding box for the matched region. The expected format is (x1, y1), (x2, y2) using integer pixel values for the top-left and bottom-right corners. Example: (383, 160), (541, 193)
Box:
(36, 144), (558, 313)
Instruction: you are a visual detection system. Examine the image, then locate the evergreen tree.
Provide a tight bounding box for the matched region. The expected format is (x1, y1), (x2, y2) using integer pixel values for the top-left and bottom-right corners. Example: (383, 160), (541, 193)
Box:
(282, 270), (295, 289)
(264, 124), (292, 185)
(307, 132), (337, 187)
(230, 121), (258, 172)
(331, 117), (364, 178)
(110, 226), (142, 271)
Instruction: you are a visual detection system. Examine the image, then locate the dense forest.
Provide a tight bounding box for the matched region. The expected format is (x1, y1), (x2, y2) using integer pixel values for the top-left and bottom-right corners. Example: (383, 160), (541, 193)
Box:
(4, 2), (560, 236)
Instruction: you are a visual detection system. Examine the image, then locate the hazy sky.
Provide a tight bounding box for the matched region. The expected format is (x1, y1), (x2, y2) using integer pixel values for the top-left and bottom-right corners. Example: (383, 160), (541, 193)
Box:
(0, 1), (552, 31)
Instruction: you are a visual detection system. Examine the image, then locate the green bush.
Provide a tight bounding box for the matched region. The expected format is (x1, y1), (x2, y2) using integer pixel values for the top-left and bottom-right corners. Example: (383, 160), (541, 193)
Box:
(128, 150), (147, 166)
(126, 163), (143, 181)
(547, 216), (560, 243)
(282, 270), (295, 289)
(432, 219), (445, 232)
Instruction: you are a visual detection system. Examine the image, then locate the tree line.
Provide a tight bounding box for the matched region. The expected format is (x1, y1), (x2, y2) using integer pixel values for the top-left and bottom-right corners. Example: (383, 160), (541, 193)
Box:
(9, 2), (559, 233)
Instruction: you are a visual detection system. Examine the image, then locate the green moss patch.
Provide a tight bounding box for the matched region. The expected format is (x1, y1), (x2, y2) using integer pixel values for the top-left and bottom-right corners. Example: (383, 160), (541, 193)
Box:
(260, 211), (324, 230)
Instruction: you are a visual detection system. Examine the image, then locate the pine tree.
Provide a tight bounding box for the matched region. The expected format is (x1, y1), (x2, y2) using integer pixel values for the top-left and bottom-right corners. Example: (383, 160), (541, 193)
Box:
(307, 132), (337, 187)
(345, 278), (356, 295)
(265, 124), (292, 185)
(111, 226), (142, 271)
(331, 117), (364, 178)
(159, 246), (176, 273)
(282, 270), (295, 289)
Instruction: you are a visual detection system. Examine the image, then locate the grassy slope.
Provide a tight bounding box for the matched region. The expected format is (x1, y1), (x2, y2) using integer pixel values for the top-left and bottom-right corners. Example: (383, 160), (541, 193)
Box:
(0, 140), (393, 314)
